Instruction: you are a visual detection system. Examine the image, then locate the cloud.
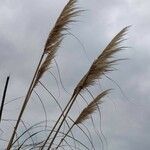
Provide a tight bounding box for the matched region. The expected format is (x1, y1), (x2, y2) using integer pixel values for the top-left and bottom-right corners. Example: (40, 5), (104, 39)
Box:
(0, 0), (150, 149)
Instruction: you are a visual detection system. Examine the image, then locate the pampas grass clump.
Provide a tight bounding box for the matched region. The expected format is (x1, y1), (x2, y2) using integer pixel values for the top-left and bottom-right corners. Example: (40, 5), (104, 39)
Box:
(0, 0), (130, 149)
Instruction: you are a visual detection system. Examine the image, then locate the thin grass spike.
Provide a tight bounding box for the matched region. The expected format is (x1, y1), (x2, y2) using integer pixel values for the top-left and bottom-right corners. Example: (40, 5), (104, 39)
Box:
(0, 76), (10, 122)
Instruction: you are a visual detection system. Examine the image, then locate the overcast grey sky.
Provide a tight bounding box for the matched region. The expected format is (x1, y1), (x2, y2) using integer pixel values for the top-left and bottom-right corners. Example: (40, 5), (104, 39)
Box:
(0, 0), (150, 149)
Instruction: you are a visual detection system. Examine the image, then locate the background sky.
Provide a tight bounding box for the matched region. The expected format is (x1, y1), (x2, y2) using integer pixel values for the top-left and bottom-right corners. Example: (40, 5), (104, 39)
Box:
(0, 0), (150, 149)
